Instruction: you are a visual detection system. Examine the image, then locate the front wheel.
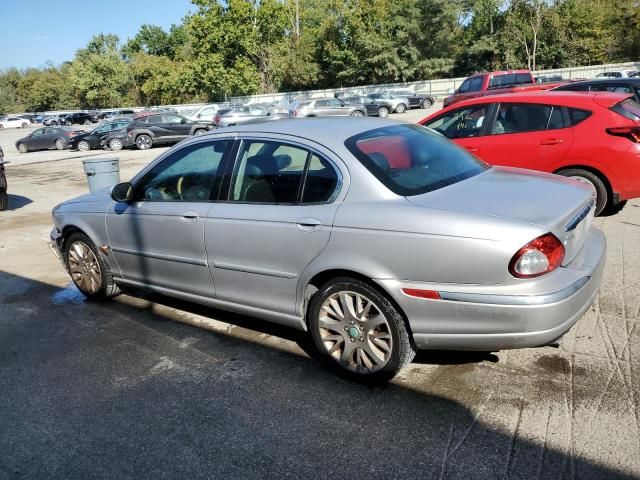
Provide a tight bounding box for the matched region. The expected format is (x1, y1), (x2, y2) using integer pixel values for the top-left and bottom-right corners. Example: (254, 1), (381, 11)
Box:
(77, 140), (91, 152)
(308, 277), (416, 382)
(108, 138), (124, 151)
(421, 98), (433, 109)
(64, 232), (120, 300)
(17, 143), (28, 153)
(377, 106), (389, 118)
(136, 134), (152, 150)
(55, 139), (67, 150)
(350, 110), (364, 117)
(557, 168), (608, 215)
(395, 103), (407, 114)
(194, 129), (206, 135)
(21, 122), (28, 128)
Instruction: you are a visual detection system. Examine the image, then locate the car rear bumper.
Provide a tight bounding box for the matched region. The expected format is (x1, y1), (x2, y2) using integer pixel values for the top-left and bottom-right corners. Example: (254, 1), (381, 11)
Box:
(376, 227), (606, 351)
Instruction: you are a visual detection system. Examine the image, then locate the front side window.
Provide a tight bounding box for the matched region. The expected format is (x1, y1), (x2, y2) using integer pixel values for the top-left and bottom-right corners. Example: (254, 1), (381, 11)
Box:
(491, 104), (564, 135)
(32, 128), (45, 136)
(229, 140), (339, 204)
(136, 140), (230, 202)
(345, 124), (488, 197)
(422, 104), (489, 139)
(145, 115), (162, 124)
(163, 114), (183, 123)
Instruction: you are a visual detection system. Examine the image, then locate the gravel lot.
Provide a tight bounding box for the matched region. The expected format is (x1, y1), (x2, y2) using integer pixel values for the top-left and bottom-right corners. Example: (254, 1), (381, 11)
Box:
(1, 105), (639, 479)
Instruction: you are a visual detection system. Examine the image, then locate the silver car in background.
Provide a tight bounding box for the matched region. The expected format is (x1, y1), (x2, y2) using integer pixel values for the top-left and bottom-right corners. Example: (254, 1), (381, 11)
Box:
(50, 118), (605, 381)
(367, 92), (409, 113)
(214, 105), (290, 128)
(292, 98), (367, 118)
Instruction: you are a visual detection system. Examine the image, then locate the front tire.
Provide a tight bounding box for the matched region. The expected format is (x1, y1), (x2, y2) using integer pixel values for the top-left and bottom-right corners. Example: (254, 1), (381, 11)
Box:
(194, 129), (206, 135)
(77, 140), (91, 152)
(308, 276), (416, 382)
(557, 168), (608, 215)
(17, 143), (28, 153)
(64, 232), (120, 300)
(136, 134), (152, 150)
(377, 106), (389, 118)
(55, 139), (67, 150)
(395, 103), (407, 114)
(21, 122), (28, 128)
(421, 98), (434, 109)
(109, 138), (124, 151)
(84, 119), (91, 125)
(350, 110), (364, 117)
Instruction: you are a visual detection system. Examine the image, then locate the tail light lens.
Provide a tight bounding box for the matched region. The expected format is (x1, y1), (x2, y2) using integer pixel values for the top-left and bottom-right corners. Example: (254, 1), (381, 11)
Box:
(606, 126), (640, 143)
(293, 109), (300, 117)
(127, 131), (133, 138)
(214, 114), (221, 124)
(509, 233), (565, 278)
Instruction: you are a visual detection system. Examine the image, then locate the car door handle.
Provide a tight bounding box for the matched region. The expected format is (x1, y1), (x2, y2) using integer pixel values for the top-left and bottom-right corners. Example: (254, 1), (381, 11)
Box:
(540, 138), (563, 145)
(296, 217), (322, 232)
(180, 212), (199, 222)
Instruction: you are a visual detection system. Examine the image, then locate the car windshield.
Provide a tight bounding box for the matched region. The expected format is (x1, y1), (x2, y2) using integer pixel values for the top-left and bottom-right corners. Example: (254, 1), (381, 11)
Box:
(345, 124), (489, 196)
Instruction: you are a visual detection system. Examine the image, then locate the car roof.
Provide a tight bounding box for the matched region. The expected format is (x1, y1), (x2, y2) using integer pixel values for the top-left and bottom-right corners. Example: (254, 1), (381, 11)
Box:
(560, 78), (640, 85)
(209, 117), (400, 143)
(440, 91), (631, 109)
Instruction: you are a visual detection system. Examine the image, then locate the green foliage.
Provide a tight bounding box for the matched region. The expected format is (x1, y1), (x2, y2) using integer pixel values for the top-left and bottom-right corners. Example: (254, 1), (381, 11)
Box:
(0, 0), (639, 112)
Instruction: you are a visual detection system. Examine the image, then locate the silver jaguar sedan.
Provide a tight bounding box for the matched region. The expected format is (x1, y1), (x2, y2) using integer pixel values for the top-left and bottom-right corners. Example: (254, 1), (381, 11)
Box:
(50, 118), (606, 380)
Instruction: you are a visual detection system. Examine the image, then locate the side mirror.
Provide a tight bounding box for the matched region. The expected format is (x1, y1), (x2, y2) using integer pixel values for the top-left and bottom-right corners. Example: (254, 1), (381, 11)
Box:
(447, 88), (455, 95)
(181, 118), (187, 124)
(196, 114), (201, 118)
(111, 182), (134, 203)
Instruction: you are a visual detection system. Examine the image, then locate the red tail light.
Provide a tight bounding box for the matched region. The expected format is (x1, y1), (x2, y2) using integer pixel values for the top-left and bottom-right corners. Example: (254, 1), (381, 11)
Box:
(293, 109), (300, 117)
(509, 233), (565, 278)
(606, 126), (640, 143)
(214, 114), (221, 124)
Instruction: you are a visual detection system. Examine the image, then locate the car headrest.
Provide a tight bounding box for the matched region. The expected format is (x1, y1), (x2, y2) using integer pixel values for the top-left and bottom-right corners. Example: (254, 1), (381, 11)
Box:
(274, 154), (292, 170)
(368, 152), (390, 171)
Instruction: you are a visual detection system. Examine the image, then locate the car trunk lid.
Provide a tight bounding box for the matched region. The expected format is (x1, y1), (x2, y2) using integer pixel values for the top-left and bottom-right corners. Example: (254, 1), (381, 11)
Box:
(405, 166), (595, 265)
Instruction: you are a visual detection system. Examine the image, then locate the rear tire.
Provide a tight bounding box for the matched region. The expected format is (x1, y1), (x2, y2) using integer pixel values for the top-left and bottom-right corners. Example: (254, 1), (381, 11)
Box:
(308, 276), (416, 382)
(350, 110), (364, 117)
(0, 191), (7, 211)
(77, 140), (90, 152)
(84, 119), (91, 125)
(395, 103), (407, 114)
(194, 129), (206, 135)
(557, 168), (608, 215)
(64, 232), (120, 301)
(17, 143), (28, 153)
(21, 122), (28, 128)
(377, 106), (389, 118)
(109, 138), (124, 151)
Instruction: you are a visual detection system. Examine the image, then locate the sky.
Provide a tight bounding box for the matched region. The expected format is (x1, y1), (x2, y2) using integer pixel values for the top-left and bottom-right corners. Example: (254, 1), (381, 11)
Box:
(0, 0), (194, 69)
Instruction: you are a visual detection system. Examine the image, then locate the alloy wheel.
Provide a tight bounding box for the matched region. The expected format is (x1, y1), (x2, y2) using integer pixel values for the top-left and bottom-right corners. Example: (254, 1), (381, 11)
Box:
(378, 107), (389, 118)
(109, 138), (123, 151)
(351, 111), (364, 117)
(67, 241), (102, 294)
(136, 135), (152, 150)
(318, 291), (393, 373)
(78, 140), (90, 152)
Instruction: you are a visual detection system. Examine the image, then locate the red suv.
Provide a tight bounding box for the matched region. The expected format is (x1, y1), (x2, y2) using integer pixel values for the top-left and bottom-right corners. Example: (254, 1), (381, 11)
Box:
(420, 91), (640, 214)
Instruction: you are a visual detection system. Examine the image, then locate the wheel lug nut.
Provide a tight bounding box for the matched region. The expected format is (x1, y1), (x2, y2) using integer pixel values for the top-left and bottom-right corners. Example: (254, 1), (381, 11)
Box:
(359, 327), (363, 331)
(350, 338), (355, 342)
(344, 327), (349, 331)
(350, 321), (354, 325)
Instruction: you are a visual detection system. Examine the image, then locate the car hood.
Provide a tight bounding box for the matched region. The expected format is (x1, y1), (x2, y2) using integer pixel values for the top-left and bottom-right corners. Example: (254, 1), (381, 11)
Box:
(58, 189), (111, 207)
(406, 166), (595, 264)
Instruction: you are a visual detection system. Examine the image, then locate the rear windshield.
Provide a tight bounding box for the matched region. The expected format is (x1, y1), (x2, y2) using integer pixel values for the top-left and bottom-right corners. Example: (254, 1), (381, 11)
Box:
(345, 124), (489, 196)
(611, 98), (640, 121)
(488, 73), (533, 89)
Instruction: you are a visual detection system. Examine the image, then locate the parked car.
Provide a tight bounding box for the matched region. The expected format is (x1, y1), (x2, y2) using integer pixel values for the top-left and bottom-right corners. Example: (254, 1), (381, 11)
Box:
(334, 90), (360, 99)
(49, 117), (605, 381)
(367, 92), (408, 113)
(124, 113), (214, 150)
(43, 114), (69, 126)
(595, 71), (638, 78)
(215, 105), (291, 127)
(0, 116), (30, 129)
(67, 120), (131, 151)
(552, 78), (640, 102)
(0, 145), (7, 211)
(292, 98), (367, 118)
(15, 126), (84, 153)
(443, 70), (559, 108)
(64, 112), (96, 126)
(187, 104), (220, 123)
(386, 89), (435, 109)
(342, 96), (393, 117)
(536, 74), (564, 84)
(420, 91), (640, 215)
(103, 110), (135, 121)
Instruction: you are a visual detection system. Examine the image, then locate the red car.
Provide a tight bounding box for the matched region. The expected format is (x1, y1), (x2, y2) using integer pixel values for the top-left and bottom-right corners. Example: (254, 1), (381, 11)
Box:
(420, 91), (640, 214)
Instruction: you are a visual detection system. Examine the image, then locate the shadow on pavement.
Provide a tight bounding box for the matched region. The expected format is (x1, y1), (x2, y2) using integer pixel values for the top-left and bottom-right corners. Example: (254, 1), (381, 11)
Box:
(0, 271), (635, 479)
(5, 194), (32, 211)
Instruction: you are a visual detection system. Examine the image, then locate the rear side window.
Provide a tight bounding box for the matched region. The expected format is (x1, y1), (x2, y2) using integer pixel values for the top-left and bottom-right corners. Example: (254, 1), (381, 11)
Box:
(345, 124), (488, 197)
(491, 104), (565, 134)
(568, 108), (592, 126)
(611, 98), (640, 121)
(488, 73), (533, 89)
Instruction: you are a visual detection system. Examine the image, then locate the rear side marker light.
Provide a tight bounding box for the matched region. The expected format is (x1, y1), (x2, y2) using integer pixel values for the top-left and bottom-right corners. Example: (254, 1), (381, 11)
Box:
(606, 126), (640, 143)
(509, 233), (565, 278)
(402, 288), (441, 300)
